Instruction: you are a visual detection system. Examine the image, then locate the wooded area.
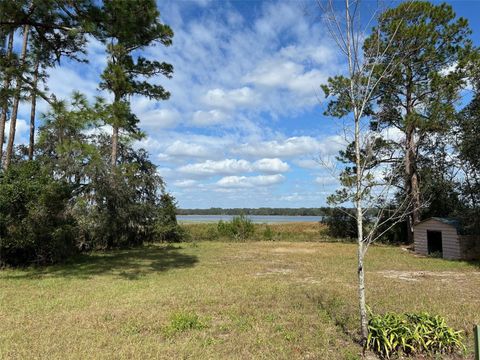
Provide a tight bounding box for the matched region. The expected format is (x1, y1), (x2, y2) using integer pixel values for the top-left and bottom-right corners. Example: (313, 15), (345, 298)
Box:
(0, 0), (182, 266)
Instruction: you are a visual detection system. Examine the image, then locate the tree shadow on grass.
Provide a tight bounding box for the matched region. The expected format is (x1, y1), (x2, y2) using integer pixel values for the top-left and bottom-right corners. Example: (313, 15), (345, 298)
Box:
(1, 244), (198, 280)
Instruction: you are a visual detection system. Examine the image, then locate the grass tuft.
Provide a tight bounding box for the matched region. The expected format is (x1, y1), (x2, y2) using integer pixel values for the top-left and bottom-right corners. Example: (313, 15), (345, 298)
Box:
(164, 311), (206, 336)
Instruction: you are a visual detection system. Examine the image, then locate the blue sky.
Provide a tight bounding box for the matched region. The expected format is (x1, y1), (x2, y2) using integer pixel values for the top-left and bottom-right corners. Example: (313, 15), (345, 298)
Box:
(9, 0), (480, 208)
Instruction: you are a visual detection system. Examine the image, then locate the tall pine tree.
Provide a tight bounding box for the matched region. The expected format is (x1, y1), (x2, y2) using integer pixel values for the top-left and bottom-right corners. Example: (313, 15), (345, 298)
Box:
(364, 1), (474, 242)
(97, 0), (173, 167)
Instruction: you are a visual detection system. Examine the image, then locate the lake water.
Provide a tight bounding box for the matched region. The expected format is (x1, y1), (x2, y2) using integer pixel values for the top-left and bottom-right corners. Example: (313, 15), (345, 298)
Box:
(177, 215), (323, 223)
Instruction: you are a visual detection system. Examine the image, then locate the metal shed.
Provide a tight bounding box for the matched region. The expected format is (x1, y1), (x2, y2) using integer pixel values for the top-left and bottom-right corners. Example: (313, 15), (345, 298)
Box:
(414, 217), (480, 260)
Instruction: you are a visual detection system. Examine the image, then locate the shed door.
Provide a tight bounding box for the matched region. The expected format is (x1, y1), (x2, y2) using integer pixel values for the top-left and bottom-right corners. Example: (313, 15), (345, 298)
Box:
(427, 230), (443, 255)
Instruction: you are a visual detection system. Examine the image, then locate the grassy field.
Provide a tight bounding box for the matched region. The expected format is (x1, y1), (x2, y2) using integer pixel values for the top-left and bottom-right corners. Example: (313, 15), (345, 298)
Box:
(0, 239), (479, 359)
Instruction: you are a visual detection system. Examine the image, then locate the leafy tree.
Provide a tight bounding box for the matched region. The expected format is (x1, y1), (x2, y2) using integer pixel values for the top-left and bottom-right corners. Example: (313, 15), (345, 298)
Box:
(37, 94), (166, 249)
(96, 0), (173, 166)
(155, 193), (185, 242)
(452, 93), (480, 234)
(417, 132), (461, 219)
(80, 137), (165, 248)
(322, 207), (358, 239)
(364, 1), (474, 242)
(0, 161), (76, 266)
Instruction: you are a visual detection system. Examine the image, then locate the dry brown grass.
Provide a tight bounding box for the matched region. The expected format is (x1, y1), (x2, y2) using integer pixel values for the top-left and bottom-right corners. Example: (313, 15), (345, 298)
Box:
(0, 241), (478, 359)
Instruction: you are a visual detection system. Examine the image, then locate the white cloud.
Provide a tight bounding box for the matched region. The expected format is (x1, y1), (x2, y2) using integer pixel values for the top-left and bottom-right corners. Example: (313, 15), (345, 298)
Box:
(139, 108), (181, 129)
(235, 135), (345, 158)
(279, 192), (305, 201)
(173, 179), (198, 188)
(246, 61), (303, 87)
(137, 133), (236, 163)
(177, 158), (289, 177)
(202, 87), (257, 110)
(144, 0), (342, 129)
(191, 109), (229, 126)
(217, 174), (285, 188)
(164, 140), (214, 158)
(253, 158), (290, 173)
(47, 66), (99, 101)
(244, 60), (328, 98)
(279, 44), (337, 65)
(178, 159), (252, 176)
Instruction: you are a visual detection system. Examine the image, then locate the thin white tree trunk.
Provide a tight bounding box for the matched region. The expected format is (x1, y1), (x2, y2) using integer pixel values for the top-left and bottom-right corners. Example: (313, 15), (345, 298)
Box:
(345, 0), (369, 344)
(355, 116), (368, 344)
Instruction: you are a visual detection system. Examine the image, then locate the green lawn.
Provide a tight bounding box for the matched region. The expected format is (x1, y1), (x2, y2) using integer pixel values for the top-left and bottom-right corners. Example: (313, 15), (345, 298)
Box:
(0, 241), (479, 359)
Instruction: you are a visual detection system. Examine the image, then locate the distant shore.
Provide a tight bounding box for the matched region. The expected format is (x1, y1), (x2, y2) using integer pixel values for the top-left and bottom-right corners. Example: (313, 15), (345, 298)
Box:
(177, 214), (323, 224)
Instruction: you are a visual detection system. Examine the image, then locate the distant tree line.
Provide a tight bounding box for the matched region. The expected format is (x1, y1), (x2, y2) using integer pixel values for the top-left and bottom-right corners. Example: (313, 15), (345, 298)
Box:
(0, 0), (181, 267)
(177, 208), (332, 216)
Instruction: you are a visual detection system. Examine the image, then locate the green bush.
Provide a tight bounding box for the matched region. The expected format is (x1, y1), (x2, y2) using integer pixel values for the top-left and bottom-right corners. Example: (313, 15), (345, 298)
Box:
(263, 225), (275, 240)
(0, 162), (76, 266)
(155, 193), (186, 242)
(217, 215), (254, 241)
(322, 207), (358, 239)
(367, 311), (465, 359)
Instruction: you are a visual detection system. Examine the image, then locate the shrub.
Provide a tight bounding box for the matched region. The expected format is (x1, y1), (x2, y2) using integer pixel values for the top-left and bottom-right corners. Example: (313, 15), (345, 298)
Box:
(263, 225), (275, 240)
(367, 311), (465, 359)
(217, 215), (254, 240)
(322, 207), (358, 239)
(155, 193), (186, 242)
(0, 161), (76, 266)
(375, 220), (409, 244)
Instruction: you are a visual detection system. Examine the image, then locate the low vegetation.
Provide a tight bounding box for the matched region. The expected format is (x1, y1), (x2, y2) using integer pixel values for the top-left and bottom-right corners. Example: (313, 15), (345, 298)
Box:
(180, 220), (337, 242)
(367, 311), (465, 358)
(1, 241), (478, 359)
(217, 215), (255, 241)
(163, 311), (206, 337)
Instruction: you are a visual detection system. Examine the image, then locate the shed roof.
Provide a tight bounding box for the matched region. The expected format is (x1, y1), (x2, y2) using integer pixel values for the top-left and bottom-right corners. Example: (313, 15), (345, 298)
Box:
(415, 217), (461, 231)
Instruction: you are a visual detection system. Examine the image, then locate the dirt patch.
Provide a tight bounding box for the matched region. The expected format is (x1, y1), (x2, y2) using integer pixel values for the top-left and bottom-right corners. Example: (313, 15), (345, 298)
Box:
(271, 247), (316, 254)
(378, 270), (476, 282)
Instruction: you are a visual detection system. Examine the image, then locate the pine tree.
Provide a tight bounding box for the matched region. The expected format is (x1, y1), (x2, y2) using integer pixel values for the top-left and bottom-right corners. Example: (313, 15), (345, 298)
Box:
(0, 0), (94, 168)
(97, 0), (173, 167)
(364, 1), (474, 242)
